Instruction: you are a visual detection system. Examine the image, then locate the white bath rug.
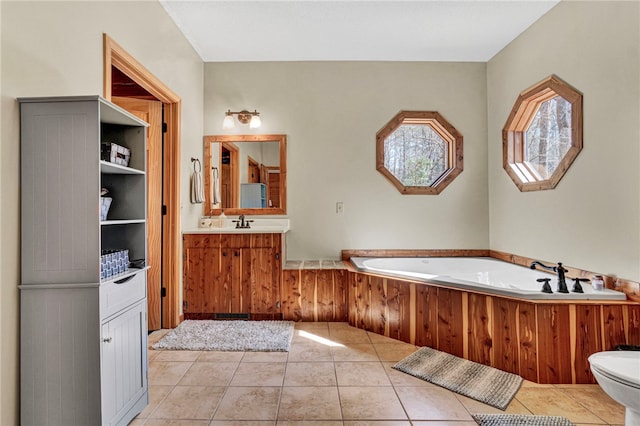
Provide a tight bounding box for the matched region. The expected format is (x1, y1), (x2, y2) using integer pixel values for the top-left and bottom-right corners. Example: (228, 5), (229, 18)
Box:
(152, 320), (295, 352)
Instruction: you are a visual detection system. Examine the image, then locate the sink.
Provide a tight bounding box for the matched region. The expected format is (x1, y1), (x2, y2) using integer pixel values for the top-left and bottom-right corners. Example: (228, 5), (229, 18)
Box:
(185, 218), (290, 234)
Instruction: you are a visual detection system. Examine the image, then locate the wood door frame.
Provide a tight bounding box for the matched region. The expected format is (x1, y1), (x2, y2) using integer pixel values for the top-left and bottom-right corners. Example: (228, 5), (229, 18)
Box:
(103, 34), (181, 328)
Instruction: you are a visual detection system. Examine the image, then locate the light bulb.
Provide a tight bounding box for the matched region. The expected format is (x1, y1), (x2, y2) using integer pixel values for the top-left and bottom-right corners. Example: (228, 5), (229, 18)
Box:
(222, 114), (235, 130)
(249, 114), (261, 129)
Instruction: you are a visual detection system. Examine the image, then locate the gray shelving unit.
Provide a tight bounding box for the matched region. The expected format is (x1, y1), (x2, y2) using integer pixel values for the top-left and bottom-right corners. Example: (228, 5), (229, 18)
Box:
(19, 96), (149, 425)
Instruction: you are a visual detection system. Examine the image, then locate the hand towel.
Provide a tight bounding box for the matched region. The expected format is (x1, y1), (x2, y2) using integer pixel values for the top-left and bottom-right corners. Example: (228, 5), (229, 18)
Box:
(190, 169), (204, 204)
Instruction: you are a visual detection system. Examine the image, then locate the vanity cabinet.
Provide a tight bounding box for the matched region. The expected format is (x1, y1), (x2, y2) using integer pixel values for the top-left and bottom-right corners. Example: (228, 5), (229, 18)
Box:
(183, 233), (283, 318)
(19, 96), (149, 425)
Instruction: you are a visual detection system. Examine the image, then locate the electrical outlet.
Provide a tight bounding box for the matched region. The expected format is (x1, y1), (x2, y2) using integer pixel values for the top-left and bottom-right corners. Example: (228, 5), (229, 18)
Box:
(336, 202), (344, 213)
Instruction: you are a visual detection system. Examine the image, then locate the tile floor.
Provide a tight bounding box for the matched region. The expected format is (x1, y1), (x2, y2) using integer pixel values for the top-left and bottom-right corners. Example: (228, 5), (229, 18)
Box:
(133, 322), (625, 425)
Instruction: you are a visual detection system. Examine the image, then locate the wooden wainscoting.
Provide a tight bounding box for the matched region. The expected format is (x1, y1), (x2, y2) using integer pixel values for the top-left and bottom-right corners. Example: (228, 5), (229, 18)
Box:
(281, 261), (348, 322)
(348, 271), (640, 384)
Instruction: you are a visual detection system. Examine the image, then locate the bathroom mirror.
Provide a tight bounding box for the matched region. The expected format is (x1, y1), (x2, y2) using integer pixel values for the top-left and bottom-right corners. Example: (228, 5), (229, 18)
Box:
(204, 134), (287, 215)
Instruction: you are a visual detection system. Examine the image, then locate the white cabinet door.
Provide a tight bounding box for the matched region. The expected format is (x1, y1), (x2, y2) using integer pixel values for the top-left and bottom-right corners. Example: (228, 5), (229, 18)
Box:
(101, 300), (148, 425)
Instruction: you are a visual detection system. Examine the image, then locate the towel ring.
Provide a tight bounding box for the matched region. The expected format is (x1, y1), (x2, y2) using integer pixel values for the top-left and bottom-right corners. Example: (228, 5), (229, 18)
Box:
(190, 157), (201, 173)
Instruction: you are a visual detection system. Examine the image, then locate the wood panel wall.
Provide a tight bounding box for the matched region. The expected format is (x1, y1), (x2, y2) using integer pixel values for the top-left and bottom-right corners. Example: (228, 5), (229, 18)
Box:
(281, 268), (348, 322)
(348, 271), (640, 384)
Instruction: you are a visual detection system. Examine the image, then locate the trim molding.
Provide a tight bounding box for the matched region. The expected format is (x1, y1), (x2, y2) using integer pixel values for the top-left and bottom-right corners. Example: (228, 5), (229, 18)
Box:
(103, 34), (182, 328)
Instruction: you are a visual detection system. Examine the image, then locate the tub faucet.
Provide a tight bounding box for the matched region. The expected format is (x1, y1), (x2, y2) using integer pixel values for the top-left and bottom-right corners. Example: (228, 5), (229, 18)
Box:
(530, 261), (569, 293)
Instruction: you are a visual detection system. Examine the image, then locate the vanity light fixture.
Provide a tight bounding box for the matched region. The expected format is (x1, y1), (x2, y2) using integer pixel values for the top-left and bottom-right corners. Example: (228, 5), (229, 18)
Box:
(222, 109), (261, 130)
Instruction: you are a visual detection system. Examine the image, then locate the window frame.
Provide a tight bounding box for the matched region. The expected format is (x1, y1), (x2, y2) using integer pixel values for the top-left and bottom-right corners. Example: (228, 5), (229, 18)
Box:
(376, 111), (463, 195)
(503, 75), (583, 192)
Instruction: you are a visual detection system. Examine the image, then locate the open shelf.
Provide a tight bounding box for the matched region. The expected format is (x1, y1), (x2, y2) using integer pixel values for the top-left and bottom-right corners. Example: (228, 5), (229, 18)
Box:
(100, 160), (145, 175)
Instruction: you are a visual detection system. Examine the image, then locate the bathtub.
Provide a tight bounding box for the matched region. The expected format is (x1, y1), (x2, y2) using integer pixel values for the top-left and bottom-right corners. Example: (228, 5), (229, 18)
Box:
(351, 257), (627, 301)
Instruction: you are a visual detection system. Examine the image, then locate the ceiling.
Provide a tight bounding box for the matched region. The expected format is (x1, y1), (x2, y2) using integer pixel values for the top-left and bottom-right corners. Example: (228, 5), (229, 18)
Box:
(159, 0), (560, 62)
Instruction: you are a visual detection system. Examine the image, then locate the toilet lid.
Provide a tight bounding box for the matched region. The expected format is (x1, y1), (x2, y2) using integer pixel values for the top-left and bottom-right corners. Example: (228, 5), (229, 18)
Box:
(589, 351), (640, 387)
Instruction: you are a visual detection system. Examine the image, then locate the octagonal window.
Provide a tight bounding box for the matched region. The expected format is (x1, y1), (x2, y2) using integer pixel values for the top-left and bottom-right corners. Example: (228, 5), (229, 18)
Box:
(503, 75), (583, 191)
(377, 111), (463, 194)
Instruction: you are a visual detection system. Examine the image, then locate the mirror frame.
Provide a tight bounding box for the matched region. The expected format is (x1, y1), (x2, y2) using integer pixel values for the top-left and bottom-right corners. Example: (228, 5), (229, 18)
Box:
(204, 134), (287, 216)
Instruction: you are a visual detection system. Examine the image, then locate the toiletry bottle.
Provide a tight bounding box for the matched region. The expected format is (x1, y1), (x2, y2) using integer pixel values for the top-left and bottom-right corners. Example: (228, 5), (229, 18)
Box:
(216, 210), (226, 228)
(592, 275), (604, 291)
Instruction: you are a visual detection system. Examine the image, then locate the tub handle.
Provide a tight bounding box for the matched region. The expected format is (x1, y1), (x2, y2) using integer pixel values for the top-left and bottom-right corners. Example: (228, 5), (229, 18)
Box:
(570, 277), (589, 293)
(537, 278), (553, 294)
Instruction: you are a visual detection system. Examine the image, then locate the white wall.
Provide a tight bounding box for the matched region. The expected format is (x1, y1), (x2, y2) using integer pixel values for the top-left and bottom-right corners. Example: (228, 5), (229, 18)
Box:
(0, 1), (203, 422)
(204, 62), (489, 260)
(487, 1), (640, 281)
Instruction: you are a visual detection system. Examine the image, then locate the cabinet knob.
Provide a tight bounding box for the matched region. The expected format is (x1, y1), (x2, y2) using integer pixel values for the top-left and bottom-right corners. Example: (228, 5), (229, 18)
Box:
(103, 337), (113, 343)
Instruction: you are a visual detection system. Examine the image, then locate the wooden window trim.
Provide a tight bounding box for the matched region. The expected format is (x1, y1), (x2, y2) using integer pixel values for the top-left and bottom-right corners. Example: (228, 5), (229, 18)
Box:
(376, 111), (463, 195)
(503, 75), (583, 192)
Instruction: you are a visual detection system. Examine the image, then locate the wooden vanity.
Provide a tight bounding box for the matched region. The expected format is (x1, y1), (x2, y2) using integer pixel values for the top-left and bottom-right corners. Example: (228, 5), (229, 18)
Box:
(182, 231), (284, 319)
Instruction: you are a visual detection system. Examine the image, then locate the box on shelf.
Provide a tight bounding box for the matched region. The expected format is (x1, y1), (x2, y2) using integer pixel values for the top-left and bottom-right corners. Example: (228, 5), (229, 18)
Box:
(101, 142), (131, 167)
(100, 249), (129, 280)
(100, 197), (112, 221)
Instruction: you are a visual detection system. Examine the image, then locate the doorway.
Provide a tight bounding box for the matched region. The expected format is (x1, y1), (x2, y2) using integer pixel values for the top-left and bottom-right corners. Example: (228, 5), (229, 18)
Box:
(103, 34), (181, 329)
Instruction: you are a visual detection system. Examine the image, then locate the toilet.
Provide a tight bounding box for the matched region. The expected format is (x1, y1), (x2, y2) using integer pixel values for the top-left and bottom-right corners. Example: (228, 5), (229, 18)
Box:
(589, 351), (640, 425)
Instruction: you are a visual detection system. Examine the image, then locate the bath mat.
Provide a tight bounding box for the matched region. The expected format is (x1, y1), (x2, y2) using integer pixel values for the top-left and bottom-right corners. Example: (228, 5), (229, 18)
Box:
(152, 320), (294, 352)
(393, 346), (523, 410)
(472, 414), (575, 426)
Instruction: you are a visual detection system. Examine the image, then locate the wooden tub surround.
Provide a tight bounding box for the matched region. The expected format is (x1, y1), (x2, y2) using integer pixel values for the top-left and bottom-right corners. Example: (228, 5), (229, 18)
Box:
(342, 249), (640, 385)
(181, 239), (640, 384)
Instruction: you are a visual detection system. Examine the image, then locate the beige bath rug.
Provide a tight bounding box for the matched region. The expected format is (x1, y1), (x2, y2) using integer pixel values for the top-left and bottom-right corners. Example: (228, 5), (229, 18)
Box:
(472, 413), (575, 425)
(393, 346), (523, 410)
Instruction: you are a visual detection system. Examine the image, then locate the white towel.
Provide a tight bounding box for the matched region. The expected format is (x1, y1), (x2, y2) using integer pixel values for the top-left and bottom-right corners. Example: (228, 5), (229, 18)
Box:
(212, 167), (221, 205)
(190, 170), (204, 204)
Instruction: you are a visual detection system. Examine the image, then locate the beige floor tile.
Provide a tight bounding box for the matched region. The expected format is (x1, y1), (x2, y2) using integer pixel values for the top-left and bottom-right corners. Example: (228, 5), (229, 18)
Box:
(284, 362), (337, 386)
(136, 385), (174, 418)
(515, 386), (605, 424)
(289, 330), (341, 351)
(382, 362), (436, 387)
(394, 386), (473, 421)
(149, 385), (225, 420)
(367, 332), (405, 344)
(329, 329), (372, 344)
(242, 351), (289, 362)
(231, 362), (286, 386)
(331, 343), (379, 361)
(178, 362), (238, 386)
(154, 350), (202, 362)
(327, 322), (351, 328)
(213, 387), (281, 421)
(373, 343), (417, 362)
(335, 361), (391, 386)
(144, 322), (624, 425)
(278, 386), (342, 420)
(455, 393), (532, 415)
(295, 322), (330, 331)
(148, 361), (193, 386)
(148, 329), (171, 346)
(339, 386), (407, 420)
(561, 385), (625, 425)
(288, 342), (335, 362)
(197, 351), (245, 362)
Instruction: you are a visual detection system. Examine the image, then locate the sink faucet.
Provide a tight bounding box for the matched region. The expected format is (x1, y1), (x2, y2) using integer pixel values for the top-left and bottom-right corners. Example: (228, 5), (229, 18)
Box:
(233, 215), (254, 229)
(530, 260), (569, 293)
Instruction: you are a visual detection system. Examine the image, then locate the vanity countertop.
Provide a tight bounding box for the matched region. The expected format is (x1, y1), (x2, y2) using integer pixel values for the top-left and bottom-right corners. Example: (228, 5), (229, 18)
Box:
(184, 218), (290, 234)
